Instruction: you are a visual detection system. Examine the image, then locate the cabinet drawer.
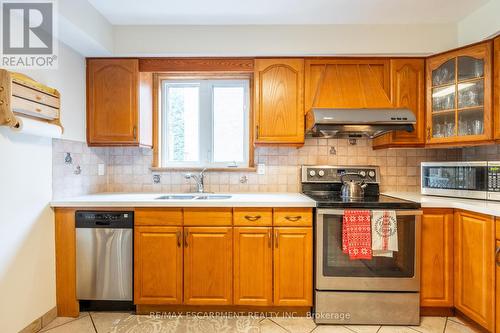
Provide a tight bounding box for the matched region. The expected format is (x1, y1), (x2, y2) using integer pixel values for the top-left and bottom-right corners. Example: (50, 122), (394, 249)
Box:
(12, 95), (59, 120)
(12, 82), (60, 109)
(496, 218), (500, 240)
(184, 208), (232, 226)
(273, 208), (313, 226)
(135, 208), (183, 226)
(234, 208), (272, 226)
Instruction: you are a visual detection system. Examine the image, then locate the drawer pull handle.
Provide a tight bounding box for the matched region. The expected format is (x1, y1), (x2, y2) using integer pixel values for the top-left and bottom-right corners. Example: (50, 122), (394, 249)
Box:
(285, 215), (302, 222)
(244, 215), (261, 221)
(35, 108), (42, 112)
(35, 95), (42, 100)
(184, 230), (189, 247)
(496, 246), (500, 267)
(176, 231), (181, 248)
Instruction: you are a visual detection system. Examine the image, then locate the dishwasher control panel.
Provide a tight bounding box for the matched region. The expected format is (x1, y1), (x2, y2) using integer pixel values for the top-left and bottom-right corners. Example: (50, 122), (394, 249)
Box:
(75, 211), (134, 228)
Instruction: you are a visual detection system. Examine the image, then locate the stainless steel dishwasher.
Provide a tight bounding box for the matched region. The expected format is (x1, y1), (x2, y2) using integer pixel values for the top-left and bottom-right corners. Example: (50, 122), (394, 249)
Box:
(76, 211), (133, 301)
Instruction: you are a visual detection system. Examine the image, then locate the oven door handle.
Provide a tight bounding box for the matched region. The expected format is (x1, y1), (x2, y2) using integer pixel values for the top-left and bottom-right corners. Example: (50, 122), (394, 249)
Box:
(316, 209), (422, 216)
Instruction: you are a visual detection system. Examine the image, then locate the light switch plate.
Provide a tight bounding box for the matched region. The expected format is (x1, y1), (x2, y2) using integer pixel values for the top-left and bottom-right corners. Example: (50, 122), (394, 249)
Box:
(98, 163), (105, 176)
(257, 163), (265, 175)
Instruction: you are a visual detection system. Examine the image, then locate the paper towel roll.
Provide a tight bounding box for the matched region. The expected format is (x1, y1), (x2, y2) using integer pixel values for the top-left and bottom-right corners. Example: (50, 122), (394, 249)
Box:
(10, 116), (62, 138)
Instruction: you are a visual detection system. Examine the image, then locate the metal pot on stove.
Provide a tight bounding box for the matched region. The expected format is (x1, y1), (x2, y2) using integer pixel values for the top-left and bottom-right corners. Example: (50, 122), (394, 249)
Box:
(340, 173), (368, 199)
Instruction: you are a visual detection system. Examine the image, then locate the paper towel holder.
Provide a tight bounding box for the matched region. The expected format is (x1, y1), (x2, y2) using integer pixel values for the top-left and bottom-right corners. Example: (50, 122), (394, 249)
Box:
(0, 69), (63, 133)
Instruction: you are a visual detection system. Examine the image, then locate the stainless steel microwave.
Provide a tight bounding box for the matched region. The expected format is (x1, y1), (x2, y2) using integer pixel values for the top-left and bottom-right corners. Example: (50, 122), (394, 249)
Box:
(421, 161), (500, 201)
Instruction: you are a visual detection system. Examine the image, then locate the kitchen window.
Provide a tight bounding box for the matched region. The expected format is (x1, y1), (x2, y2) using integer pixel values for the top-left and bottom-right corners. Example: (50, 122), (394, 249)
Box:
(160, 78), (250, 168)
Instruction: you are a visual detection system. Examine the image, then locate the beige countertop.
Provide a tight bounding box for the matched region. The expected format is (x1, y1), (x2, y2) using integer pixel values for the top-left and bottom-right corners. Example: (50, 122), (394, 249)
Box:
(50, 192), (316, 208)
(384, 192), (500, 217)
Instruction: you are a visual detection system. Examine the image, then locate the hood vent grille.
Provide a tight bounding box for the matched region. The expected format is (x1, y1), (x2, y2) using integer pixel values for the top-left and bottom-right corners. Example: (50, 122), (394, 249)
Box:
(306, 108), (416, 138)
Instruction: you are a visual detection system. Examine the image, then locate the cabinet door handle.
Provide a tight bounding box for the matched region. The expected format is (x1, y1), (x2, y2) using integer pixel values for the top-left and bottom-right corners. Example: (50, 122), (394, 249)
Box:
(133, 126), (137, 139)
(496, 246), (500, 267)
(275, 230), (279, 248)
(244, 215), (261, 221)
(426, 127), (431, 140)
(176, 231), (181, 248)
(256, 125), (259, 140)
(268, 229), (272, 248)
(285, 215), (302, 222)
(184, 230), (189, 247)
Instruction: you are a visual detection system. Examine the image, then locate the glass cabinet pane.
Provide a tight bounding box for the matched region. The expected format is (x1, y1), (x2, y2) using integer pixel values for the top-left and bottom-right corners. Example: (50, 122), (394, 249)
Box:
(432, 58), (456, 86)
(458, 56), (484, 81)
(432, 113), (455, 138)
(432, 85), (455, 111)
(458, 80), (484, 109)
(458, 108), (484, 136)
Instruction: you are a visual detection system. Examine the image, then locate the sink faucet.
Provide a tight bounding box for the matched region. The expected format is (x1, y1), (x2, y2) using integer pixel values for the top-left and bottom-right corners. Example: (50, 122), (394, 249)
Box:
(184, 168), (207, 193)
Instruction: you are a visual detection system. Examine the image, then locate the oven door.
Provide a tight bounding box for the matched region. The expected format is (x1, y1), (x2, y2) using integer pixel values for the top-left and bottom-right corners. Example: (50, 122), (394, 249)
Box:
(316, 209), (421, 292)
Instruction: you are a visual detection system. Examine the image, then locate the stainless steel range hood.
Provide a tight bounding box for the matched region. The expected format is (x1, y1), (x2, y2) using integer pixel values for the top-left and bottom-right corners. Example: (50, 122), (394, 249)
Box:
(306, 108), (416, 139)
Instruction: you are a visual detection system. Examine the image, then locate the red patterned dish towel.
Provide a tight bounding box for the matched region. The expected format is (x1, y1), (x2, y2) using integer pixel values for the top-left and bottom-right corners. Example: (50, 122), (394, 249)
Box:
(342, 210), (372, 260)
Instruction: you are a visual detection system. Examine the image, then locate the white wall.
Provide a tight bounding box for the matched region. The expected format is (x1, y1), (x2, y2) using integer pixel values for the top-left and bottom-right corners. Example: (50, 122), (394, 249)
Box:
(458, 0), (500, 46)
(113, 24), (458, 56)
(0, 41), (86, 333)
(59, 0), (114, 56)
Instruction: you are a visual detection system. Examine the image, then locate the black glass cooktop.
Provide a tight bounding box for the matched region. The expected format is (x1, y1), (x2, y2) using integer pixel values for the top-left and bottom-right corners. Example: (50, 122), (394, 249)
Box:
(303, 192), (421, 209)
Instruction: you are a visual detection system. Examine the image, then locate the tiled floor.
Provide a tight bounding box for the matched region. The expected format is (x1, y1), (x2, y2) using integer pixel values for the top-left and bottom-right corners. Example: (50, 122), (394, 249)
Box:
(38, 313), (481, 333)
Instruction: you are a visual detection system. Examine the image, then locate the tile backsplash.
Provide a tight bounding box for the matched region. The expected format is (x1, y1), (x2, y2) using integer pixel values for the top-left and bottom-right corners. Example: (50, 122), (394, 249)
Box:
(52, 139), (108, 199)
(52, 138), (464, 199)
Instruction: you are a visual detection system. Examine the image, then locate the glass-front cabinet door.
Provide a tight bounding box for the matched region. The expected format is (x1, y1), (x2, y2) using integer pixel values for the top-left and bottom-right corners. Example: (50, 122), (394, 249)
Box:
(426, 42), (492, 144)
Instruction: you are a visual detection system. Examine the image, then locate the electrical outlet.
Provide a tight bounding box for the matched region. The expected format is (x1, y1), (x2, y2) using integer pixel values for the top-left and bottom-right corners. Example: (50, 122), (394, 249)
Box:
(98, 164), (105, 176)
(257, 163), (265, 175)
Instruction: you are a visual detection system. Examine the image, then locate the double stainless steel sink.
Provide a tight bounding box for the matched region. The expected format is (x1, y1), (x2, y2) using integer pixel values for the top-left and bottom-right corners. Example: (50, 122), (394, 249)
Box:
(155, 194), (232, 200)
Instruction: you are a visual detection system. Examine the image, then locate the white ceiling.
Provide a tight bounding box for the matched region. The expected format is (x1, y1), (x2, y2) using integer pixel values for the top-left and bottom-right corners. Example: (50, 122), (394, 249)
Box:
(88, 0), (489, 25)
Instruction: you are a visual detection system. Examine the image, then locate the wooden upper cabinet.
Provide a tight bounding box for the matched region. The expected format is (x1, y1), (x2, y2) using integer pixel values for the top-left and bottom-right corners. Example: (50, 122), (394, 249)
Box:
(454, 210), (495, 331)
(254, 58), (305, 144)
(87, 58), (152, 147)
(420, 209), (454, 308)
(426, 42), (493, 145)
(183, 227), (233, 305)
(372, 59), (425, 148)
(273, 227), (313, 306)
(134, 226), (183, 305)
(304, 58), (391, 111)
(494, 37), (500, 140)
(233, 227), (273, 305)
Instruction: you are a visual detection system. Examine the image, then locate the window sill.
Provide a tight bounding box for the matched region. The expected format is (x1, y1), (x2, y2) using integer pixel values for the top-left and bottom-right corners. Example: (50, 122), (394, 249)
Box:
(150, 167), (257, 173)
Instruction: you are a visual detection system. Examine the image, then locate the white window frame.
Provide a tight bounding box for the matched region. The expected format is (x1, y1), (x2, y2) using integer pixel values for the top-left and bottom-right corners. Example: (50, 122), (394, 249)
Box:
(160, 79), (250, 169)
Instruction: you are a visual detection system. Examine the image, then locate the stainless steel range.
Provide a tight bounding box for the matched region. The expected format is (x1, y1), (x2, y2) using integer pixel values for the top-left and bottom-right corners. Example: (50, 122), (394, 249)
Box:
(301, 165), (422, 325)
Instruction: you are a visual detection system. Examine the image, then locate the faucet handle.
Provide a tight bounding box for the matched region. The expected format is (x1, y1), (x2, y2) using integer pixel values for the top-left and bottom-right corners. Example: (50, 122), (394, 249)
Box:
(184, 173), (194, 179)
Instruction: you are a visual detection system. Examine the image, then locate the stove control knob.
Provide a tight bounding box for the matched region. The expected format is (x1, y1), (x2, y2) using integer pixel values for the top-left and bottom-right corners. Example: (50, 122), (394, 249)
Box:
(309, 170), (316, 177)
(359, 171), (366, 177)
(318, 170), (325, 177)
(368, 170), (376, 178)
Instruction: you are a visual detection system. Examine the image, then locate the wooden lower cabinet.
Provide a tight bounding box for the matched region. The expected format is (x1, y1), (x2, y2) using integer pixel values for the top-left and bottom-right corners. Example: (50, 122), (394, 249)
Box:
(184, 227), (233, 305)
(496, 240), (500, 333)
(233, 227), (273, 305)
(454, 210), (495, 331)
(273, 227), (313, 306)
(420, 209), (454, 307)
(134, 226), (183, 304)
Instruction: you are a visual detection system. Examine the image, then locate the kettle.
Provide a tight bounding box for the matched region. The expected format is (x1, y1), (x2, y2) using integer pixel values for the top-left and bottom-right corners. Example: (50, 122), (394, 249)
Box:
(340, 173), (368, 199)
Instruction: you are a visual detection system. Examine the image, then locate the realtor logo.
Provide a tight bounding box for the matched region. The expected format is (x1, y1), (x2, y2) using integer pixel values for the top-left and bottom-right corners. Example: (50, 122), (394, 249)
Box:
(1, 0), (58, 69)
